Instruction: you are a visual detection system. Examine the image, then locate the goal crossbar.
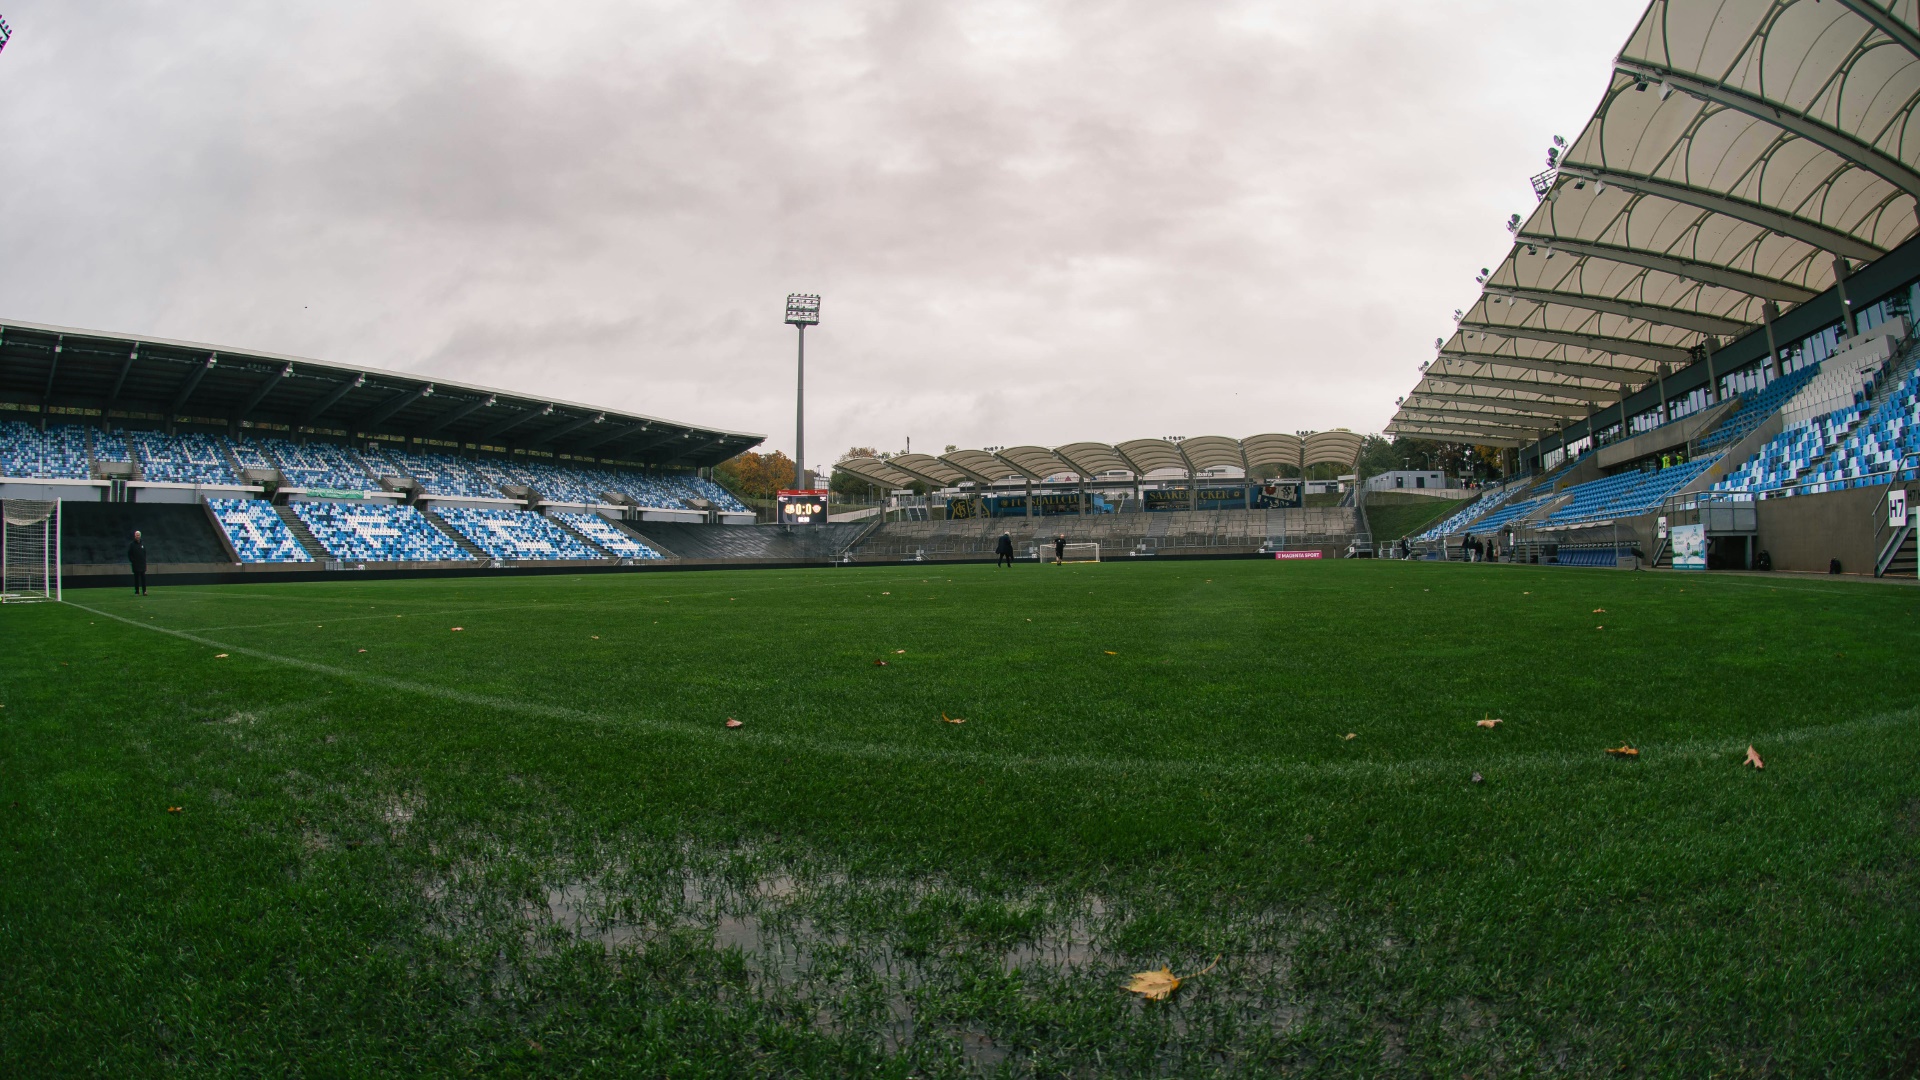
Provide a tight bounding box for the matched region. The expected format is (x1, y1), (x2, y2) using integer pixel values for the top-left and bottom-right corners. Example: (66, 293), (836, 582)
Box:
(1058, 541), (1100, 564)
(1, 499), (62, 603)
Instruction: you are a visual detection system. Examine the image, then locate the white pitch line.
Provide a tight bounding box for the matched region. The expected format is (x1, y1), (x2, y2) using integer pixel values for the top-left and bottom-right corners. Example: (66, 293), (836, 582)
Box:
(62, 599), (1915, 782)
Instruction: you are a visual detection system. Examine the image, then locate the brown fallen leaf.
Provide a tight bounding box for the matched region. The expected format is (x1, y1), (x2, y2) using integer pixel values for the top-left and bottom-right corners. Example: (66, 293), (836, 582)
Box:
(1605, 745), (1639, 757)
(167, 806), (182, 814)
(1593, 608), (1607, 613)
(451, 627), (464, 632)
(873, 659), (889, 666)
(591, 635), (599, 640)
(1595, 625), (1604, 630)
(1745, 745), (1765, 770)
(942, 713), (966, 724)
(1476, 716), (1502, 729)
(214, 654), (229, 659)
(724, 718), (743, 729)
(1341, 733), (1357, 741)
(1125, 957), (1219, 1001)
(893, 649), (906, 654)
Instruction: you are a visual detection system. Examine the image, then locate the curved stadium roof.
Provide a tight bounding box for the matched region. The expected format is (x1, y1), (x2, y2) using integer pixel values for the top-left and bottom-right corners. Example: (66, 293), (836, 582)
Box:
(1389, 0), (1920, 446)
(0, 319), (763, 467)
(834, 431), (1362, 489)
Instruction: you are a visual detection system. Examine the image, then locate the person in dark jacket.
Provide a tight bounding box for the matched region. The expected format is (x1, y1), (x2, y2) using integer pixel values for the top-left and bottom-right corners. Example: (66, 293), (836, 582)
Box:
(1053, 534), (1066, 564)
(128, 530), (148, 595)
(995, 531), (1014, 568)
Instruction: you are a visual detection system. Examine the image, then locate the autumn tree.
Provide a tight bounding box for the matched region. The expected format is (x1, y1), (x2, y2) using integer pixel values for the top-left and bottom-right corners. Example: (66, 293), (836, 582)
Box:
(713, 450), (797, 501)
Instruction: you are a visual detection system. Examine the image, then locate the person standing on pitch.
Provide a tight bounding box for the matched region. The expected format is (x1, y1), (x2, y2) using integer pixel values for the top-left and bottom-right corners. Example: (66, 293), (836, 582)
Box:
(128, 529), (148, 595)
(1053, 533), (1066, 564)
(995, 531), (1014, 568)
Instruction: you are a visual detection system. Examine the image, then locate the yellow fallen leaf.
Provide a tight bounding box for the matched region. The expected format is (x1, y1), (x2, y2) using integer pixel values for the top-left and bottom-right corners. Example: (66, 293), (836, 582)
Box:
(1125, 956), (1218, 1001)
(1745, 745), (1764, 770)
(591, 635), (599, 640)
(1595, 625), (1604, 630)
(1606, 745), (1639, 757)
(1476, 715), (1501, 728)
(358, 649), (367, 653)
(451, 627), (464, 632)
(1104, 650), (1118, 655)
(167, 806), (182, 814)
(942, 713), (965, 724)
(894, 649), (906, 654)
(1341, 732), (1357, 740)
(214, 654), (229, 659)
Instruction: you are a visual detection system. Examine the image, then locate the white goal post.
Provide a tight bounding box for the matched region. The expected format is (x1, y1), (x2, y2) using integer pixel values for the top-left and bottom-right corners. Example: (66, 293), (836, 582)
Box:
(1058, 541), (1100, 564)
(2, 499), (62, 603)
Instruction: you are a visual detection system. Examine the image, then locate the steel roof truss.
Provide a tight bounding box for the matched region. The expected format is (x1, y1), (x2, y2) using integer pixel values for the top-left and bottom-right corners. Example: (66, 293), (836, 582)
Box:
(1520, 234), (1817, 303)
(1614, 59), (1920, 198)
(1555, 164), (1885, 262)
(1484, 286), (1749, 337)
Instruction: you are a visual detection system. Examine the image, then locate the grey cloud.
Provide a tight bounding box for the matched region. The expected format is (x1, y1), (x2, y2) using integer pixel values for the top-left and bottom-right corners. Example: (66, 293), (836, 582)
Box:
(0, 0), (1644, 469)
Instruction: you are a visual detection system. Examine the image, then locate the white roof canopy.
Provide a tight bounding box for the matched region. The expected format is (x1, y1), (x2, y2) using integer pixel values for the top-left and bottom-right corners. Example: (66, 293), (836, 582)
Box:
(1389, 0), (1920, 443)
(834, 432), (1363, 489)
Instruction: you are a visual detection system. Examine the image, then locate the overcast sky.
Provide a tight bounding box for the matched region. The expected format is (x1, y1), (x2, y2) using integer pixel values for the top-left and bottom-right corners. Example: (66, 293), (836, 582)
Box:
(0, 1), (1646, 472)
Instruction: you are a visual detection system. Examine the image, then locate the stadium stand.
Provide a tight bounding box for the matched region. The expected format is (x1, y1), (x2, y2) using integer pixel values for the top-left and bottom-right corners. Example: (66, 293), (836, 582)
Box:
(292, 501), (475, 562)
(1412, 482), (1525, 541)
(1540, 458), (1718, 527)
(260, 438), (379, 491)
(1713, 408), (1864, 495)
(434, 506), (607, 561)
(390, 450), (501, 499)
(550, 511), (664, 559)
(207, 498), (312, 563)
(630, 521), (869, 560)
(468, 456), (539, 495)
(1694, 365), (1821, 452)
(1797, 365), (1920, 490)
(0, 421), (94, 479)
(1462, 494), (1551, 533)
(90, 429), (131, 464)
(519, 461), (613, 504)
(129, 431), (243, 485)
(58, 503), (229, 565)
(228, 439), (276, 472)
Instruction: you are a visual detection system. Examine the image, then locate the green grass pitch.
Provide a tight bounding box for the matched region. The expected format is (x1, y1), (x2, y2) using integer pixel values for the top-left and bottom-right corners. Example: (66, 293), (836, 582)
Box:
(3, 560), (1918, 1076)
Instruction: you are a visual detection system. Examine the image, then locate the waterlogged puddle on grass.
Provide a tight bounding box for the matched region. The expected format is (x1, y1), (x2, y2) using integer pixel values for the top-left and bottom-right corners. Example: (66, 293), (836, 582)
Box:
(521, 861), (1132, 1065)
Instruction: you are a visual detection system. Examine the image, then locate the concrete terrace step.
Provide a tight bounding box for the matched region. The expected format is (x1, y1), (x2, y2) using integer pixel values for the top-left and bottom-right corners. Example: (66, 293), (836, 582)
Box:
(419, 507), (493, 561)
(272, 504), (331, 560)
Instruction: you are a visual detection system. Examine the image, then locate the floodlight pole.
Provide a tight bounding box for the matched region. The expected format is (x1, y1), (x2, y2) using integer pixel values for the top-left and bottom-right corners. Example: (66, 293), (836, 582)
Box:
(784, 294), (821, 491)
(794, 323), (806, 490)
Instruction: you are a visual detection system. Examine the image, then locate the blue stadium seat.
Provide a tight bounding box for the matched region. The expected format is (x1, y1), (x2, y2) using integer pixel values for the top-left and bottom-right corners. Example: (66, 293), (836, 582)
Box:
(207, 498), (312, 563)
(434, 506), (608, 560)
(549, 511), (664, 558)
(129, 431), (242, 484)
(292, 501), (475, 562)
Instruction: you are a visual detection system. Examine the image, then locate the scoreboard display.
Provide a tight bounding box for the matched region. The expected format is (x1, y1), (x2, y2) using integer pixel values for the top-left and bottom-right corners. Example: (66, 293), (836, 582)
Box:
(777, 489), (828, 525)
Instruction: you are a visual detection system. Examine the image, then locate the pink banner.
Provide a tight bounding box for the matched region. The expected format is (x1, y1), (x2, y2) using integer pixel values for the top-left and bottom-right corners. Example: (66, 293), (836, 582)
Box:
(1273, 550), (1323, 560)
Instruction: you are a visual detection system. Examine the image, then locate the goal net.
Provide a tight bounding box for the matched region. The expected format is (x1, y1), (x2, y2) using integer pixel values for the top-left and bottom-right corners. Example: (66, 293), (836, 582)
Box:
(1058, 541), (1100, 564)
(2, 499), (61, 603)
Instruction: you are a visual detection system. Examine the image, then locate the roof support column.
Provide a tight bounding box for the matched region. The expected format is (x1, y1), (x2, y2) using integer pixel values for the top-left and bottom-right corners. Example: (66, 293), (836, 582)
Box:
(1656, 366), (1669, 426)
(1762, 302), (1782, 379)
(1704, 338), (1720, 404)
(1834, 257), (1858, 337)
(1025, 476), (1032, 519)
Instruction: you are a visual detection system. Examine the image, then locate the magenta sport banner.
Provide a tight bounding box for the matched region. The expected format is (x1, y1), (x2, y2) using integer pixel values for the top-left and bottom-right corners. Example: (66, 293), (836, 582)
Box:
(1273, 551), (1323, 560)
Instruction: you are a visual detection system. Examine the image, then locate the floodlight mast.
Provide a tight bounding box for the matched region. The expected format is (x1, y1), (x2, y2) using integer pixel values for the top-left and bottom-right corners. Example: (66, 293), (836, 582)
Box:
(784, 294), (820, 490)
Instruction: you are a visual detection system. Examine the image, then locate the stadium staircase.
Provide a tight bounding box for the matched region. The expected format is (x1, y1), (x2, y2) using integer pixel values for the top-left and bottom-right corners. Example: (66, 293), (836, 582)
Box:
(547, 514), (619, 559)
(1879, 528), (1917, 577)
(271, 505), (331, 560)
(419, 507), (493, 561)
